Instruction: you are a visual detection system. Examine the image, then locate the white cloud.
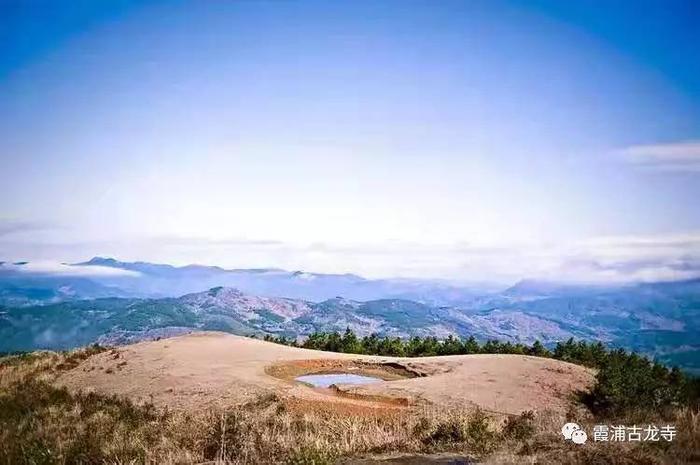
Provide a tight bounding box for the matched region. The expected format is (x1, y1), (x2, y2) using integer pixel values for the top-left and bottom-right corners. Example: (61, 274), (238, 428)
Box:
(0, 261), (141, 277)
(619, 140), (700, 172)
(291, 233), (700, 285)
(515, 233), (700, 284)
(1, 232), (698, 285)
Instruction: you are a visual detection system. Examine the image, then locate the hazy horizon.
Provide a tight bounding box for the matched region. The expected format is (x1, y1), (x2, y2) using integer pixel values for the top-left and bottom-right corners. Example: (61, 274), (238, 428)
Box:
(2, 1), (699, 284)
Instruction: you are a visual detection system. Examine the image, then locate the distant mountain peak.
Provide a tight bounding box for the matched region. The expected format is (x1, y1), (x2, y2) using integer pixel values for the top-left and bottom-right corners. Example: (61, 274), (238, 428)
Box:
(318, 296), (356, 306)
(292, 271), (317, 281)
(207, 286), (243, 297)
(82, 257), (120, 266)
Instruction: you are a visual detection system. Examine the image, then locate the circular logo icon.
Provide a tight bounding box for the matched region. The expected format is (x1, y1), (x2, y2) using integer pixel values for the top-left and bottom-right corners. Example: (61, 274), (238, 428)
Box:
(561, 422), (580, 440)
(571, 429), (588, 444)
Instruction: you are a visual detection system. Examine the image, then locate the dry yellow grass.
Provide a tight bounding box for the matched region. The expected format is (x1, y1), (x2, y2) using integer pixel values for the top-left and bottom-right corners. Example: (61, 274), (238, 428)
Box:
(2, 341), (698, 465)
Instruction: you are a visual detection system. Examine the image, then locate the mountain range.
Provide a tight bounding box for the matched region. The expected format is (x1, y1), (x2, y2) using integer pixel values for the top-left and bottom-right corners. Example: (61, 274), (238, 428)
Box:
(1, 257), (698, 374)
(0, 257), (487, 306)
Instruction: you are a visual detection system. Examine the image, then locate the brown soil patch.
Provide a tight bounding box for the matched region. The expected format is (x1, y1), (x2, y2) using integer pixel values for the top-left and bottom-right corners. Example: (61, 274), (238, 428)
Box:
(329, 385), (414, 407)
(266, 360), (419, 406)
(265, 359), (419, 383)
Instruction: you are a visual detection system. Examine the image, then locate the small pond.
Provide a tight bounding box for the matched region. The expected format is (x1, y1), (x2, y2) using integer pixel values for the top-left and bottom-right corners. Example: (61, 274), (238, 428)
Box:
(295, 373), (383, 388)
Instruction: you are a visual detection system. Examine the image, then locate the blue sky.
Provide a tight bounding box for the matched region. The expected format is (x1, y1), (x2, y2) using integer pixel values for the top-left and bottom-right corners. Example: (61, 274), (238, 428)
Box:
(1, 0), (699, 283)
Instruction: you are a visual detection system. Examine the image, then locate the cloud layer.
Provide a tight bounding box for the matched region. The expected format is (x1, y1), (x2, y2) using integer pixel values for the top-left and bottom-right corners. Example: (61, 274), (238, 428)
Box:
(2, 231), (699, 285)
(0, 261), (141, 277)
(619, 140), (700, 172)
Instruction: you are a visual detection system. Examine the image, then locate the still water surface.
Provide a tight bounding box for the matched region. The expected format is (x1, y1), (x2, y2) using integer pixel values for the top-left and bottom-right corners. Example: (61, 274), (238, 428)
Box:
(295, 373), (382, 388)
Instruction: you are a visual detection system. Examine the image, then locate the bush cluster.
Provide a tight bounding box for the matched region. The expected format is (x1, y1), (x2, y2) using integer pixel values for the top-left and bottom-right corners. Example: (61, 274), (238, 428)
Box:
(265, 330), (550, 358)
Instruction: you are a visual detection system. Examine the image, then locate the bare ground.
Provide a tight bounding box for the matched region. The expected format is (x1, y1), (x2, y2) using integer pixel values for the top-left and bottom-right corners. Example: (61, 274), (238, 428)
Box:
(56, 331), (594, 417)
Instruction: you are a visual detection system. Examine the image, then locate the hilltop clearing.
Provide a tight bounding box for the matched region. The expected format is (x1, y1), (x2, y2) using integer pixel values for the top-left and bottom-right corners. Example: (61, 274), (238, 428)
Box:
(56, 331), (594, 415)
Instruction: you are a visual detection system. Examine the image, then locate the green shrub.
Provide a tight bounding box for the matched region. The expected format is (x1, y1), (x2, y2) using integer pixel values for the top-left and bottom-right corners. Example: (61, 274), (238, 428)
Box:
(503, 410), (536, 440)
(422, 409), (496, 456)
(465, 408), (497, 455)
(582, 351), (693, 419)
(425, 416), (468, 445)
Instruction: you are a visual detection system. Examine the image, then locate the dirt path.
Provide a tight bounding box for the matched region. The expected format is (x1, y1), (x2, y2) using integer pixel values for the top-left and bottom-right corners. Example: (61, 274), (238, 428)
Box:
(56, 332), (594, 415)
